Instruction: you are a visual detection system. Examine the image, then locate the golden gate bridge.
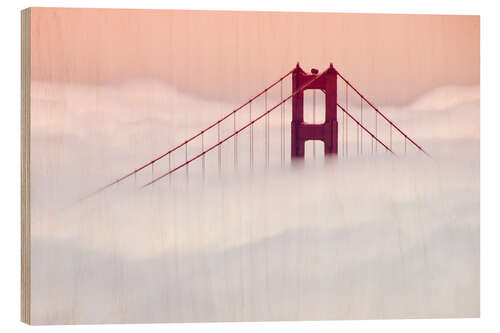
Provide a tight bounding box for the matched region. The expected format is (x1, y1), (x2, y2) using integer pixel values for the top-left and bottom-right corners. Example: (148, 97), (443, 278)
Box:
(85, 63), (428, 199)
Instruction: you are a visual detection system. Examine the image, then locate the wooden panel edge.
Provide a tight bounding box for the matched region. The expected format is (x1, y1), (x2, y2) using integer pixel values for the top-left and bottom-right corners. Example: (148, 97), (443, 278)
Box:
(21, 7), (31, 325)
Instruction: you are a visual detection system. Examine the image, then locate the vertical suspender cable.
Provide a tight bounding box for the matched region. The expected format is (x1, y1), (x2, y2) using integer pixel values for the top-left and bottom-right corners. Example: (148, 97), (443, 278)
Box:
(340, 110), (345, 158)
(201, 132), (205, 178)
(371, 132), (374, 154)
(169, 154), (172, 185)
(357, 123), (359, 155)
(234, 112), (237, 169)
(390, 123), (393, 152)
(343, 86), (346, 157)
(357, 99), (359, 155)
(340, 107), (343, 158)
(345, 116), (348, 158)
(338, 107), (341, 157)
(341, 103), (344, 157)
(375, 112), (378, 152)
(217, 121), (221, 175)
(346, 83), (348, 158)
(342, 107), (345, 157)
(250, 102), (253, 169)
(185, 142), (188, 180)
(283, 84), (286, 164)
(313, 89), (316, 159)
(280, 79), (284, 167)
(360, 98), (363, 154)
(265, 90), (269, 167)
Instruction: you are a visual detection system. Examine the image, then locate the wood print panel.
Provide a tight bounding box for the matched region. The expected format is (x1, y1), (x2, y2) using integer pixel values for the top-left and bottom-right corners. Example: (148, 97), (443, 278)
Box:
(22, 7), (479, 325)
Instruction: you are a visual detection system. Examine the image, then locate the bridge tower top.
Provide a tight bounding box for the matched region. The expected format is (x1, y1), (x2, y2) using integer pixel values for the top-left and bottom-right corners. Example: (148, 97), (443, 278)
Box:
(291, 63), (339, 159)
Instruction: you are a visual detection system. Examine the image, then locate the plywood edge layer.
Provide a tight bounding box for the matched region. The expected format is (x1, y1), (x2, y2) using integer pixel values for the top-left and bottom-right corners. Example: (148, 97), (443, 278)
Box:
(21, 7), (31, 325)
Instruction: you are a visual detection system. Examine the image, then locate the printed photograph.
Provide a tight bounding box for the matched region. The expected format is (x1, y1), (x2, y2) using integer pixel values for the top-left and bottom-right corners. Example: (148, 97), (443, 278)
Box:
(24, 8), (479, 324)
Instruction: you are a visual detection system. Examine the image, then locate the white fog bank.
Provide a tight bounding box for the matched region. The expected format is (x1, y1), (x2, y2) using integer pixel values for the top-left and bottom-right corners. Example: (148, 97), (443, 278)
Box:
(29, 80), (479, 324)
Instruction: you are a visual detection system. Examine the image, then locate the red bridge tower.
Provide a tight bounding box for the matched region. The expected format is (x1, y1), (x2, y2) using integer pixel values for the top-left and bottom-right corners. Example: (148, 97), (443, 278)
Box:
(291, 63), (338, 159)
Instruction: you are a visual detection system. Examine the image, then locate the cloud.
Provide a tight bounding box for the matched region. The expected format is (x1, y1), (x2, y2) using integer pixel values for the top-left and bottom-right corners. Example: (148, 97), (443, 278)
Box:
(28, 80), (479, 323)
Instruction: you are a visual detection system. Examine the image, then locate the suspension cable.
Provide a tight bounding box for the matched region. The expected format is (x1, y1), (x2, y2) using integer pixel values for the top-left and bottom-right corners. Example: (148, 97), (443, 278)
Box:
(86, 69), (294, 198)
(143, 68), (329, 187)
(335, 68), (428, 155)
(337, 103), (394, 155)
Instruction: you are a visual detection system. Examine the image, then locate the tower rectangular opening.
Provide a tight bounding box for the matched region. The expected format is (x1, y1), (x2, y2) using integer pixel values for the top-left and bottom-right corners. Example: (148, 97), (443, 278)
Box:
(305, 140), (325, 161)
(303, 90), (325, 124)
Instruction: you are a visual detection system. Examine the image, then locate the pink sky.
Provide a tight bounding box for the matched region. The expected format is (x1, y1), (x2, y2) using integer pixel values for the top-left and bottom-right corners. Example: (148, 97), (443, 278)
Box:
(30, 8), (479, 105)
